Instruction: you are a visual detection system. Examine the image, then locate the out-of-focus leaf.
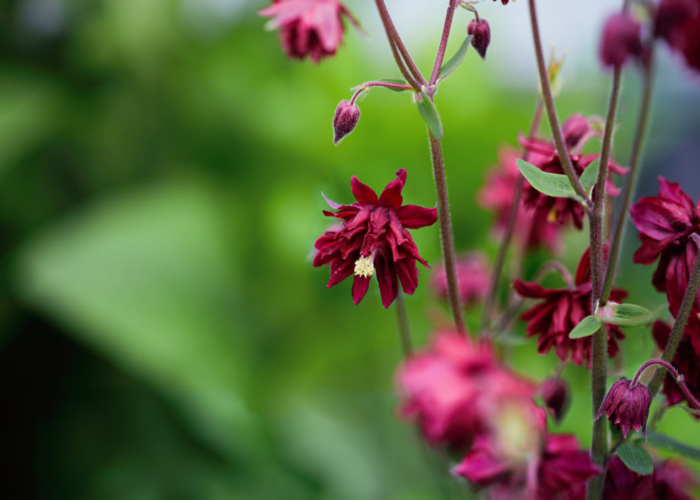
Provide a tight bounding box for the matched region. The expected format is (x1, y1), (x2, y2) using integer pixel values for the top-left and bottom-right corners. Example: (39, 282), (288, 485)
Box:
(674, 406), (700, 418)
(516, 159), (583, 201)
(415, 91), (443, 140)
(598, 303), (656, 327)
(579, 159), (600, 193)
(646, 431), (700, 461)
(617, 444), (653, 475)
(438, 35), (473, 80)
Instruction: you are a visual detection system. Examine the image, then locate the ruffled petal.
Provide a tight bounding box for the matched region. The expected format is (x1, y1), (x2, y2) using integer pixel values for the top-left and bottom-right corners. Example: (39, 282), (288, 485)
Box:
(378, 169), (407, 209)
(629, 198), (686, 240)
(376, 254), (399, 308)
(350, 176), (378, 206)
(658, 177), (697, 216)
(397, 204), (438, 229)
(352, 275), (371, 304)
(514, 279), (561, 299)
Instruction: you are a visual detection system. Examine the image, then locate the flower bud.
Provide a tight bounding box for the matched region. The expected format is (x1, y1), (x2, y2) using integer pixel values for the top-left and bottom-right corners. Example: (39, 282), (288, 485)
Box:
(599, 13), (643, 68)
(332, 100), (360, 145)
(541, 377), (571, 424)
(596, 379), (652, 438)
(561, 114), (592, 149)
(468, 19), (491, 60)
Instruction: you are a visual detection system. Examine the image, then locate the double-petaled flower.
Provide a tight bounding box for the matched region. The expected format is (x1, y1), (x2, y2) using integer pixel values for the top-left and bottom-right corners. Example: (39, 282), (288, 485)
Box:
(430, 252), (490, 307)
(313, 169), (437, 308)
(630, 177), (700, 318)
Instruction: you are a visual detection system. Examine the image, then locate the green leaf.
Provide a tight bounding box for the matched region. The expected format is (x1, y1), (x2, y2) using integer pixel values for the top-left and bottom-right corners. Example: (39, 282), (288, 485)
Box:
(617, 444), (654, 475)
(415, 91), (443, 140)
(647, 431), (700, 461)
(568, 315), (603, 339)
(378, 78), (410, 92)
(438, 35), (473, 80)
(598, 303), (656, 327)
(674, 405), (700, 418)
(579, 159), (600, 192)
(516, 159), (583, 201)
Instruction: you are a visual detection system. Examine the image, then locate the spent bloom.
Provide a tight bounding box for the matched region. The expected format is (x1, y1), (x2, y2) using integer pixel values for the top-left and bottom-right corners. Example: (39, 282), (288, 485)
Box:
(514, 247), (628, 367)
(596, 378), (652, 438)
(541, 377), (571, 424)
(468, 19), (491, 59)
(313, 169), (437, 308)
(653, 320), (700, 414)
(430, 252), (490, 307)
(260, 0), (357, 63)
(604, 456), (698, 500)
(332, 100), (360, 144)
(599, 13), (643, 68)
(630, 177), (700, 318)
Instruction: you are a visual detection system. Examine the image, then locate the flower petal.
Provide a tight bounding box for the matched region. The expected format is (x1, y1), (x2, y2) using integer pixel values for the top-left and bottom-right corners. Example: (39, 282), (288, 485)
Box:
(351, 176), (378, 206)
(630, 197), (691, 240)
(397, 204), (438, 229)
(376, 254), (399, 308)
(378, 169), (407, 209)
(658, 177), (697, 216)
(352, 275), (371, 305)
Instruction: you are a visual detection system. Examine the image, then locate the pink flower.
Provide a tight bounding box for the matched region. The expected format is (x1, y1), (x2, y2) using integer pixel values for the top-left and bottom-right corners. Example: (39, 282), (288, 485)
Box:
(596, 379), (652, 438)
(313, 169), (437, 308)
(397, 331), (536, 448)
(259, 0), (357, 63)
(430, 252), (490, 307)
(599, 13), (643, 68)
(520, 115), (627, 230)
(604, 456), (698, 499)
(514, 248), (628, 367)
(629, 177), (700, 318)
(653, 319), (700, 413)
(479, 147), (561, 253)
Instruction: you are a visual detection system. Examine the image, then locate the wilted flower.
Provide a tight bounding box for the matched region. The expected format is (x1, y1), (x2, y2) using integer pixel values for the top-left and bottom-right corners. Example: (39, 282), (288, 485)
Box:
(514, 248), (628, 367)
(599, 13), (643, 68)
(630, 177), (700, 318)
(332, 100), (360, 144)
(260, 0), (357, 63)
(541, 377), (571, 423)
(313, 169), (437, 308)
(596, 379), (652, 438)
(653, 320), (700, 414)
(604, 456), (698, 500)
(430, 252), (490, 307)
(468, 19), (491, 59)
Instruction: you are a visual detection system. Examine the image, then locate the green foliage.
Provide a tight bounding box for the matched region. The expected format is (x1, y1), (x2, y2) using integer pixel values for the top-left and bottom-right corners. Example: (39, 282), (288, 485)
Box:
(415, 91), (443, 140)
(516, 159), (585, 201)
(617, 444), (654, 475)
(438, 35), (473, 81)
(569, 315), (603, 339)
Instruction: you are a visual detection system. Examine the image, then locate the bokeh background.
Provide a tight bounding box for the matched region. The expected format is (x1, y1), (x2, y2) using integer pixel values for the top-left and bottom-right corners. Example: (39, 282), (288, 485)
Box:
(1, 0), (700, 498)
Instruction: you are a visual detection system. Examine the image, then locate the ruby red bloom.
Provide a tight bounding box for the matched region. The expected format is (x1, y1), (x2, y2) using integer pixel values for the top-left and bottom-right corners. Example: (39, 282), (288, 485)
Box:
(653, 319), (700, 414)
(514, 248), (628, 367)
(314, 169), (437, 308)
(520, 115), (628, 230)
(654, 0), (700, 73)
(260, 0), (357, 63)
(599, 13), (643, 68)
(430, 252), (490, 307)
(630, 177), (700, 318)
(604, 456), (698, 500)
(479, 147), (561, 253)
(596, 379), (652, 438)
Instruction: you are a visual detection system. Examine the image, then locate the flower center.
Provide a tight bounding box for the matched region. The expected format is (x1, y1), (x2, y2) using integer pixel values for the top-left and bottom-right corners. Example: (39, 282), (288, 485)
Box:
(354, 255), (375, 278)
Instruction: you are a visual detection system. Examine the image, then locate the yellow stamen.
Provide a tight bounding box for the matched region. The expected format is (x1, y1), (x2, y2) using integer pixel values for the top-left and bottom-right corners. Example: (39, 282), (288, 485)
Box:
(354, 256), (375, 278)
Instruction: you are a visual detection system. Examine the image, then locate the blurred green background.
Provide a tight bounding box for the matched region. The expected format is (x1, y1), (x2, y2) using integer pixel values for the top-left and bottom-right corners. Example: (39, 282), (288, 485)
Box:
(1, 0), (699, 499)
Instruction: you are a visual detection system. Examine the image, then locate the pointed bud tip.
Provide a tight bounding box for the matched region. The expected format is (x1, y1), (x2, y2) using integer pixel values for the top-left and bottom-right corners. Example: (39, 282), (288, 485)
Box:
(468, 19), (491, 60)
(333, 100), (360, 145)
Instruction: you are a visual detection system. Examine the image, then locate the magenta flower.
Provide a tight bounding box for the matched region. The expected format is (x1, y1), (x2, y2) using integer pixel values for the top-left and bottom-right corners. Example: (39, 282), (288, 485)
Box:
(541, 377), (571, 424)
(599, 13), (643, 68)
(479, 147), (561, 253)
(654, 0), (700, 73)
(259, 0), (357, 63)
(629, 177), (700, 318)
(604, 456), (698, 500)
(520, 115), (628, 230)
(313, 169), (437, 308)
(430, 252), (490, 307)
(468, 19), (491, 59)
(653, 320), (700, 415)
(514, 248), (628, 367)
(596, 378), (652, 438)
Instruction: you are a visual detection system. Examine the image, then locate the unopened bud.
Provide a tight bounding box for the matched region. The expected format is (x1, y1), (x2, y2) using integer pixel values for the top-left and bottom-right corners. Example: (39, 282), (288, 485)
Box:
(541, 377), (571, 424)
(333, 100), (360, 145)
(468, 19), (491, 60)
(599, 13), (643, 68)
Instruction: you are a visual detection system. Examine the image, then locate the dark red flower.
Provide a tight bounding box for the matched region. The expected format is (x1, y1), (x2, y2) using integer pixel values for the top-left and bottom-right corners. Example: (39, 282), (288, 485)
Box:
(604, 456), (698, 500)
(479, 147), (561, 253)
(332, 100), (360, 145)
(596, 378), (652, 438)
(260, 0), (357, 63)
(630, 177), (700, 318)
(654, 0), (700, 73)
(468, 19), (491, 59)
(430, 252), (490, 307)
(514, 248), (628, 367)
(520, 115), (628, 230)
(653, 319), (700, 413)
(599, 13), (643, 68)
(313, 169), (437, 308)
(541, 377), (571, 424)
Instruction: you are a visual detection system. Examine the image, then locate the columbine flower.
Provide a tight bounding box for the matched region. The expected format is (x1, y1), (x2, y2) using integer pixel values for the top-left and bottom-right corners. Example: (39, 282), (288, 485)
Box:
(259, 0), (358, 63)
(653, 320), (700, 415)
(514, 248), (628, 367)
(430, 252), (490, 307)
(654, 0), (700, 73)
(604, 456), (698, 500)
(332, 100), (360, 145)
(479, 147), (561, 253)
(630, 177), (700, 318)
(599, 13), (643, 68)
(520, 114), (627, 230)
(541, 377), (571, 424)
(313, 169), (437, 308)
(468, 19), (491, 59)
(596, 379), (652, 438)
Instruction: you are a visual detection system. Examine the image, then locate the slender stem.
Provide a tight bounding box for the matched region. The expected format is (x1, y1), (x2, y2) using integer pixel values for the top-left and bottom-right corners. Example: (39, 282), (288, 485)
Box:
(602, 46), (656, 303)
(429, 132), (466, 333)
(429, 0), (458, 86)
(479, 101), (544, 335)
(395, 291), (413, 357)
(349, 81), (414, 105)
(374, 0), (426, 88)
(632, 359), (700, 409)
(648, 235), (700, 397)
(527, 0), (592, 207)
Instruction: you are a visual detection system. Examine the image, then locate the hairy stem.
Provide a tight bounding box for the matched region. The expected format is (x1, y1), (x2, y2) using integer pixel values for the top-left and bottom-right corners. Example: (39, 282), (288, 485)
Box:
(429, 133), (466, 333)
(429, 0), (458, 86)
(632, 359), (700, 409)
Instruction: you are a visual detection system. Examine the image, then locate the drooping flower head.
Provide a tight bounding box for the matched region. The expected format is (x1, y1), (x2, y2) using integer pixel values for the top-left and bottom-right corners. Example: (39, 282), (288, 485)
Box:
(514, 247), (628, 367)
(332, 100), (360, 144)
(654, 0), (700, 73)
(630, 177), (700, 318)
(430, 252), (490, 307)
(541, 377), (571, 424)
(314, 169), (437, 308)
(260, 0), (358, 63)
(468, 19), (491, 59)
(520, 114), (628, 230)
(599, 13), (643, 68)
(604, 456), (698, 500)
(479, 147), (562, 253)
(596, 378), (652, 438)
(653, 319), (700, 413)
